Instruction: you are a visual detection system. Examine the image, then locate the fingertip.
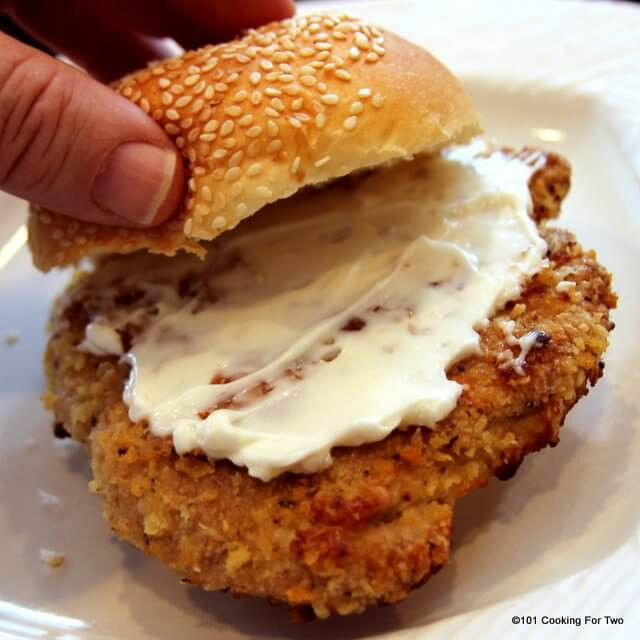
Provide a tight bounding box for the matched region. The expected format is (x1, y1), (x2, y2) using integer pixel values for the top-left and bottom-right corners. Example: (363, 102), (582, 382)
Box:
(92, 142), (186, 227)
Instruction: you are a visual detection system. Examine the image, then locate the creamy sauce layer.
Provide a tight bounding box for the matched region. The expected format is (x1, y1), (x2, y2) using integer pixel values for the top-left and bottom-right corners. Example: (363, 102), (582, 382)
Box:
(79, 142), (547, 480)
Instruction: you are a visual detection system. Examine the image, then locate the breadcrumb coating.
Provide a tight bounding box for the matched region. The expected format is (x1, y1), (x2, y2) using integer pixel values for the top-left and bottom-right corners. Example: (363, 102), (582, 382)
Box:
(42, 154), (615, 618)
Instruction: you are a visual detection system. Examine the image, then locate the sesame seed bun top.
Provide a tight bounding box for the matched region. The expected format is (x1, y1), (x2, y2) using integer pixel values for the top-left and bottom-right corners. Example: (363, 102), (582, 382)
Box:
(28, 13), (481, 271)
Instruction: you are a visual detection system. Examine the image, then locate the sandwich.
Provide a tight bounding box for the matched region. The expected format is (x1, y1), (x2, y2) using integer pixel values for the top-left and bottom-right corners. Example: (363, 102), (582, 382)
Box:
(34, 14), (616, 618)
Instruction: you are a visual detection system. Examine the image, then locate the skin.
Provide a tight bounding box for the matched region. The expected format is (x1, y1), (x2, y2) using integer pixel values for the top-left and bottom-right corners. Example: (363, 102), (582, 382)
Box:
(0, 0), (294, 226)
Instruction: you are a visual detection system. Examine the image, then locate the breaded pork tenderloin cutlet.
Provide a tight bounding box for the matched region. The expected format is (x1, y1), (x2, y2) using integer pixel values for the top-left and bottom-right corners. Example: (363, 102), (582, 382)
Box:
(43, 153), (615, 618)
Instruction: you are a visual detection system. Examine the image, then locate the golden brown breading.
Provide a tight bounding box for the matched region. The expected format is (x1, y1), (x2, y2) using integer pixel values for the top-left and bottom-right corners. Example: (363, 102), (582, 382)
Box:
(42, 154), (615, 618)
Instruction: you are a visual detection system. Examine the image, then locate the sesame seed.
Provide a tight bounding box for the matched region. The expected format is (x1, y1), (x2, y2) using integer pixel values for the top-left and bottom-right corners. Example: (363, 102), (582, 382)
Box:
(265, 107), (280, 118)
(324, 63), (336, 73)
(192, 98), (205, 113)
(372, 93), (385, 108)
(321, 93), (339, 105)
(250, 72), (262, 85)
(279, 74), (294, 83)
(170, 84), (184, 95)
(247, 140), (262, 157)
(225, 167), (242, 182)
(183, 219), (193, 235)
(288, 116), (302, 129)
(238, 114), (254, 127)
(355, 32), (370, 49)
(271, 98), (285, 111)
(166, 109), (180, 121)
(366, 52), (379, 63)
(158, 78), (170, 88)
(314, 155), (331, 167)
(291, 156), (301, 174)
(246, 125), (263, 138)
(122, 86), (133, 97)
(151, 66), (166, 76)
(373, 43), (385, 55)
(283, 84), (301, 96)
(332, 31), (347, 41)
(250, 91), (262, 105)
(247, 162), (263, 177)
(213, 149), (228, 160)
(317, 81), (328, 91)
(265, 87), (282, 97)
(164, 123), (180, 135)
(266, 71), (280, 82)
(343, 115), (358, 131)
(224, 105), (243, 117)
(315, 42), (332, 51)
(311, 61), (324, 70)
(204, 86), (215, 100)
(152, 109), (163, 120)
(176, 95), (193, 108)
(184, 74), (201, 86)
(199, 107), (212, 121)
(280, 63), (293, 72)
(294, 112), (311, 123)
(214, 193), (226, 209)
(199, 133), (216, 142)
(193, 166), (206, 176)
(222, 137), (237, 149)
(350, 101), (364, 115)
(229, 150), (244, 167)
(176, 137), (186, 148)
(236, 54), (250, 64)
(180, 117), (193, 129)
(267, 139), (283, 152)
(233, 90), (248, 103)
(213, 216), (227, 229)
(201, 185), (213, 202)
(349, 47), (360, 60)
(260, 60), (274, 70)
(187, 148), (197, 162)
(231, 182), (243, 198)
(203, 120), (219, 133)
(212, 167), (225, 179)
(335, 69), (351, 82)
(256, 186), (273, 199)
(215, 83), (228, 92)
(220, 120), (235, 136)
(315, 113), (327, 129)
(317, 51), (331, 61)
(291, 97), (303, 110)
(358, 88), (372, 98)
(300, 65), (315, 75)
(162, 92), (173, 106)
(226, 73), (240, 83)
(300, 75), (316, 87)
(300, 47), (315, 57)
(212, 69), (224, 80)
(187, 65), (200, 74)
(235, 203), (248, 218)
(167, 60), (182, 70)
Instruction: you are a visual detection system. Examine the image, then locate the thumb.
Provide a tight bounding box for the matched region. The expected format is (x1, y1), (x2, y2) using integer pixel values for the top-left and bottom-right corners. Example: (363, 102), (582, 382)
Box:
(0, 32), (185, 226)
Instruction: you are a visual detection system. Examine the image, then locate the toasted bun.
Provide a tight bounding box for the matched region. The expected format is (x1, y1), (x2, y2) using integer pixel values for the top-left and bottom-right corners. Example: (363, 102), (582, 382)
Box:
(28, 13), (480, 271)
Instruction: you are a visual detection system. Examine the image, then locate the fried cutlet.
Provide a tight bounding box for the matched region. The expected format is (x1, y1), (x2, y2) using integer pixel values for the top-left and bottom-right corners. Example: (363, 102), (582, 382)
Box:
(42, 152), (616, 618)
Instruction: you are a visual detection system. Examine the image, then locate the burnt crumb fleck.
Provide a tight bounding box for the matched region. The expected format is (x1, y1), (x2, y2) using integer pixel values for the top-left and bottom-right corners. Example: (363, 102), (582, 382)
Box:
(117, 447), (128, 457)
(429, 281), (442, 287)
(535, 331), (550, 345)
(53, 422), (70, 439)
(342, 316), (366, 332)
(114, 288), (145, 306)
(177, 272), (198, 298)
(278, 499), (297, 509)
(391, 453), (400, 462)
(180, 577), (193, 584)
(599, 361), (605, 371)
(362, 469), (370, 477)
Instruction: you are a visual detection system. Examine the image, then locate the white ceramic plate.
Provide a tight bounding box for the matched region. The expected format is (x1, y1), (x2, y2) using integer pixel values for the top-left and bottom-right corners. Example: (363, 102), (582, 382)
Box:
(1, 1), (639, 638)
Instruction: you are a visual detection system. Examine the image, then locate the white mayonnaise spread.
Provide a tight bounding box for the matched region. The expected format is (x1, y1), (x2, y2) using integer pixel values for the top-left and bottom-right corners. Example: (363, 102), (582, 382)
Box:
(79, 141), (547, 480)
(79, 322), (124, 356)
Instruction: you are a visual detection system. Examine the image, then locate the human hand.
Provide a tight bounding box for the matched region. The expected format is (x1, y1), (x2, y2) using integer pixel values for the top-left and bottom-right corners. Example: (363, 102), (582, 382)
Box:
(0, 0), (294, 227)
